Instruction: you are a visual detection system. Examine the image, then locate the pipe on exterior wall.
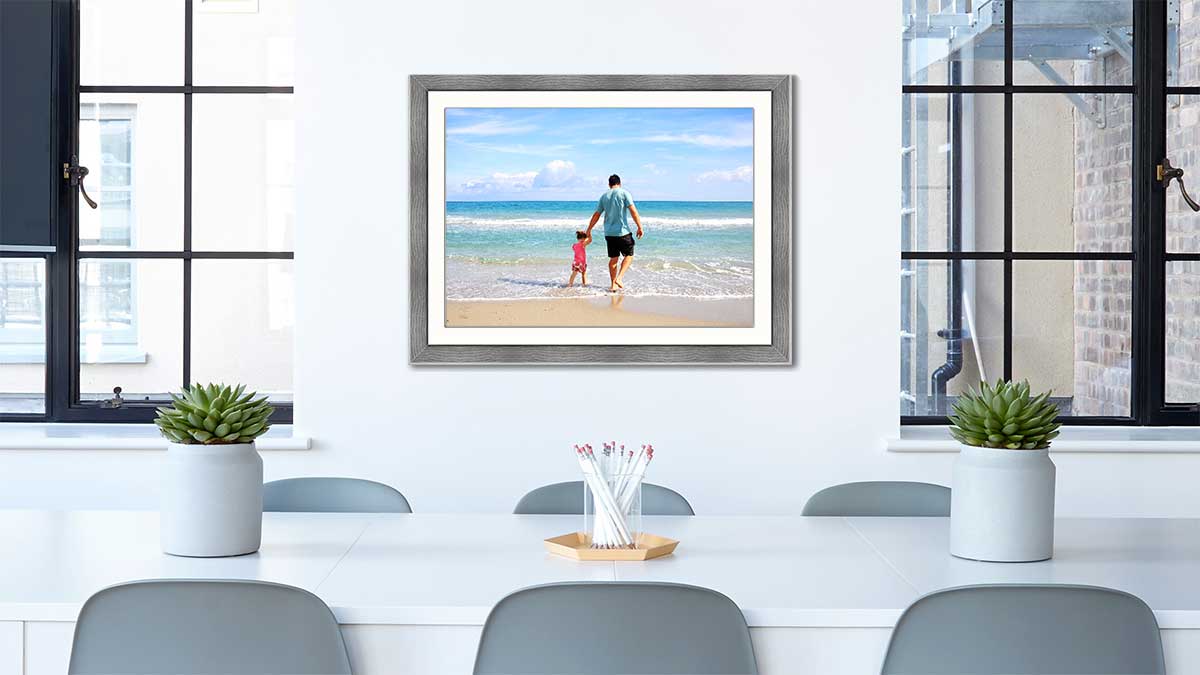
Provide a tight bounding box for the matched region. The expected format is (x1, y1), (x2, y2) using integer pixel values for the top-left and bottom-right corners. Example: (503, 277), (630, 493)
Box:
(931, 61), (964, 413)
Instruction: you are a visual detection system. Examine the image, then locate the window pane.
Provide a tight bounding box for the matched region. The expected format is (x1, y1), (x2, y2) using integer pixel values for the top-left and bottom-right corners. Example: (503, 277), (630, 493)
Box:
(1013, 260), (1132, 417)
(193, 0), (294, 86)
(1014, 93), (1132, 252)
(80, 0), (183, 86)
(191, 260), (293, 401)
(1167, 95), (1200, 253)
(192, 95), (294, 251)
(1167, 261), (1200, 403)
(901, 260), (1003, 416)
(902, 93), (1003, 252)
(79, 260), (183, 403)
(0, 259), (46, 414)
(1012, 1), (1133, 86)
(79, 94), (184, 251)
(902, 1), (1002, 86)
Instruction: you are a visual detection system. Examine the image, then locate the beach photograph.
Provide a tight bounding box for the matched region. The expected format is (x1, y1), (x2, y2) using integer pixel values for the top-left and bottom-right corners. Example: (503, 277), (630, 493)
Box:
(443, 107), (755, 328)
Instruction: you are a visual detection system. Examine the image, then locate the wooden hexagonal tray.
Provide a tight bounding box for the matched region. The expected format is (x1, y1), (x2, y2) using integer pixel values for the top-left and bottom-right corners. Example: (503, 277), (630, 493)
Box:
(544, 532), (679, 561)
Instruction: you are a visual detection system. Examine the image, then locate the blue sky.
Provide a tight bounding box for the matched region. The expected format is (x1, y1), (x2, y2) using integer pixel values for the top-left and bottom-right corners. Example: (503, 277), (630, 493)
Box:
(445, 107), (754, 202)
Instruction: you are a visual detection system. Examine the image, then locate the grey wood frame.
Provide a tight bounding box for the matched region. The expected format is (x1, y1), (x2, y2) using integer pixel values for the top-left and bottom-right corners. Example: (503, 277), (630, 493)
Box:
(410, 75), (792, 365)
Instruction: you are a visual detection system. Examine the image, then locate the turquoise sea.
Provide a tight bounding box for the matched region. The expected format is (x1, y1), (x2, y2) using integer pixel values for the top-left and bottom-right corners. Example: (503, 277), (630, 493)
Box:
(444, 201), (753, 301)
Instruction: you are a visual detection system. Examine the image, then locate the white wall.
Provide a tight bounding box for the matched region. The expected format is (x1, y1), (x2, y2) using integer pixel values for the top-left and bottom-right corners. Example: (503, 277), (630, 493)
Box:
(285, 0), (907, 515)
(3, 0), (1200, 516)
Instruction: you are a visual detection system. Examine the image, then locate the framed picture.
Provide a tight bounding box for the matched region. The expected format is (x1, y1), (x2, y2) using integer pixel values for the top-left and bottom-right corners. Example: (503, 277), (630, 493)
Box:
(410, 75), (791, 365)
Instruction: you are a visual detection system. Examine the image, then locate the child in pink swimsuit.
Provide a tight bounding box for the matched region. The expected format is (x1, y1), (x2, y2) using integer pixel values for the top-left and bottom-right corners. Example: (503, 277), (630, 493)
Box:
(567, 229), (592, 287)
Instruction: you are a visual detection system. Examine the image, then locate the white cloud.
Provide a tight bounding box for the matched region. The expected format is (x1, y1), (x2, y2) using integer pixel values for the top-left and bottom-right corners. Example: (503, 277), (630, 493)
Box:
(460, 160), (590, 194)
(460, 170), (538, 193)
(643, 133), (752, 148)
(642, 163), (667, 176)
(447, 119), (539, 136)
(533, 160), (580, 188)
(458, 141), (573, 156)
(588, 132), (752, 148)
(696, 165), (753, 183)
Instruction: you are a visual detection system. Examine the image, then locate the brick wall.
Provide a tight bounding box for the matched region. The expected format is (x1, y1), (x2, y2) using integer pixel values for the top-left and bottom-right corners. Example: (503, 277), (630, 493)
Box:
(1070, 43), (1134, 415)
(1072, 3), (1200, 413)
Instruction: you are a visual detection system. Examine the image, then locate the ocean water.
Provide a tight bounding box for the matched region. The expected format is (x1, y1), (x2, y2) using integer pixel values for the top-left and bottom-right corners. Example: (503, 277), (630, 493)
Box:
(445, 201), (753, 301)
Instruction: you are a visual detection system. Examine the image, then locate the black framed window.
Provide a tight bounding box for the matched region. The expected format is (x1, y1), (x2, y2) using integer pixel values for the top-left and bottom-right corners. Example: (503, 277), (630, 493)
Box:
(901, 1), (1195, 425)
(0, 0), (294, 423)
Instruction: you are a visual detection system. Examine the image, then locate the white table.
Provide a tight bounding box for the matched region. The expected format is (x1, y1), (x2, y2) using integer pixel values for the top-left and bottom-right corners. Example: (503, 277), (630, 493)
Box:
(2, 511), (1199, 674)
(846, 517), (1200, 628)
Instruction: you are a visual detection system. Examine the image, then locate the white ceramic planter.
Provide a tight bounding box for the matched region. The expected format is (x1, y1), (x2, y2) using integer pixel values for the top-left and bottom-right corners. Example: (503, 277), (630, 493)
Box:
(950, 445), (1056, 562)
(162, 442), (263, 557)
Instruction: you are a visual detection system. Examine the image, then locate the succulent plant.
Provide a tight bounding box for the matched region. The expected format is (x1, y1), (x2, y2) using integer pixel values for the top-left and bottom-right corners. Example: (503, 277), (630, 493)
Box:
(949, 379), (1061, 450)
(155, 383), (274, 445)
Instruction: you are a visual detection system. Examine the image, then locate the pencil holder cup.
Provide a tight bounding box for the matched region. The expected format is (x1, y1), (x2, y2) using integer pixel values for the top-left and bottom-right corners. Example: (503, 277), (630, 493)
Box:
(584, 472), (643, 549)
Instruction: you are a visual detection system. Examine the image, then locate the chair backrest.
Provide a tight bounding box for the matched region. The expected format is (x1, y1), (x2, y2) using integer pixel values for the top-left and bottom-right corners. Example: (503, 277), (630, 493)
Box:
(513, 480), (695, 515)
(69, 579), (352, 675)
(882, 584), (1165, 675)
(801, 481), (950, 517)
(474, 582), (756, 674)
(263, 477), (412, 513)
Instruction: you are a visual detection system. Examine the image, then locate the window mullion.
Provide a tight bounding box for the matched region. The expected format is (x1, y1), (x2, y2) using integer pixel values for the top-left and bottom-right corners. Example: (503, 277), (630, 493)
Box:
(46, 0), (78, 421)
(1001, 0), (1013, 384)
(1132, 0), (1168, 424)
(182, 0), (192, 391)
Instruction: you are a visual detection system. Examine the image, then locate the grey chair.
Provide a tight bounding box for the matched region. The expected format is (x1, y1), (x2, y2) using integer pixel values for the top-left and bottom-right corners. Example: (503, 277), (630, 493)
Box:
(474, 581), (756, 674)
(263, 477), (412, 513)
(801, 481), (950, 517)
(514, 480), (695, 515)
(69, 579), (352, 675)
(882, 584), (1165, 675)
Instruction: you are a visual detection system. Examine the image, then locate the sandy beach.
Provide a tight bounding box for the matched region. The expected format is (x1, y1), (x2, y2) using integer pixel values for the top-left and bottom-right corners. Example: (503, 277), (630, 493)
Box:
(446, 295), (753, 327)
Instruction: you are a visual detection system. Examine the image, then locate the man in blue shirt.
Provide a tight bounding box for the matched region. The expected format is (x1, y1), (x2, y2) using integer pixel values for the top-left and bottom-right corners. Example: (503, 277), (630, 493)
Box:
(586, 174), (645, 292)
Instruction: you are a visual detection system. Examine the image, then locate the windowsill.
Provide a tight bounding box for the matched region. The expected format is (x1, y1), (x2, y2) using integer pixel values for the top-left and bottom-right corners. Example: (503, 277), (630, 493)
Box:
(889, 426), (1200, 454)
(0, 423), (310, 451)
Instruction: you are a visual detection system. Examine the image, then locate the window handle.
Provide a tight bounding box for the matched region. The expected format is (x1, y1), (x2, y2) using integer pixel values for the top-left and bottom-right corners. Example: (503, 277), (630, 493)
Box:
(1159, 158), (1200, 212)
(99, 386), (124, 409)
(63, 157), (98, 210)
